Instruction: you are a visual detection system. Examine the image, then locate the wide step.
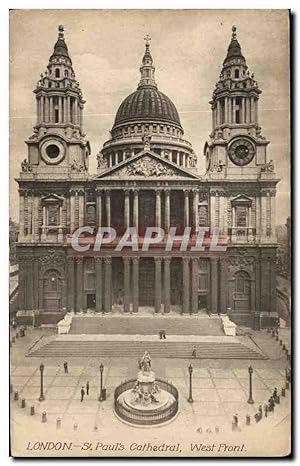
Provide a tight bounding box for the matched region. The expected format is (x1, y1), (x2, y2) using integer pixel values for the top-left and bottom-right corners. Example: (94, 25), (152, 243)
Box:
(28, 340), (267, 360)
(69, 315), (224, 336)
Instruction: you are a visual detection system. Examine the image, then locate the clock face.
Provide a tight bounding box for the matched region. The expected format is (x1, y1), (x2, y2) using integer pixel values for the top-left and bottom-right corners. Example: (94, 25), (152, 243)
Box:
(229, 139), (255, 166)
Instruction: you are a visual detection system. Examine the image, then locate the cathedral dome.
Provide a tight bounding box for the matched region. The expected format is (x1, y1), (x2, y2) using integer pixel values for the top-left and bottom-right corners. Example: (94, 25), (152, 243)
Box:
(113, 87), (182, 129)
(112, 39), (182, 131)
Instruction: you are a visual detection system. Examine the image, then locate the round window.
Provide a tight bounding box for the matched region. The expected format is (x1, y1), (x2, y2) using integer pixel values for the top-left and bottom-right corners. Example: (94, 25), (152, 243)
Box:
(46, 144), (60, 159)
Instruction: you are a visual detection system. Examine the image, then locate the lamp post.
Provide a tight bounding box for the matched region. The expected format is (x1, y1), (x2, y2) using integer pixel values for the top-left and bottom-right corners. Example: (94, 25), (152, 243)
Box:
(247, 365), (254, 404)
(39, 363), (45, 401)
(99, 363), (104, 401)
(188, 364), (193, 403)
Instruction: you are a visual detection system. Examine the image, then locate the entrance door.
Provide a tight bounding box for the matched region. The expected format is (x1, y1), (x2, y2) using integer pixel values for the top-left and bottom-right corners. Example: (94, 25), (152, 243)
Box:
(233, 271), (251, 311)
(86, 293), (96, 309)
(139, 258), (155, 306)
(43, 269), (62, 311)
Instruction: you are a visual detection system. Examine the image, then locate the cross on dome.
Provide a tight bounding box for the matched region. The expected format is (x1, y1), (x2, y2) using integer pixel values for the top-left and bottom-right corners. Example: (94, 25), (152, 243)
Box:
(144, 34), (151, 45)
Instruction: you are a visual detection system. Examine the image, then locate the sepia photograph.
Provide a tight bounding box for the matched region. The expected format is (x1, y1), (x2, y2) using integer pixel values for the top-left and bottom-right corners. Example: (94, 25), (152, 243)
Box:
(9, 9), (291, 458)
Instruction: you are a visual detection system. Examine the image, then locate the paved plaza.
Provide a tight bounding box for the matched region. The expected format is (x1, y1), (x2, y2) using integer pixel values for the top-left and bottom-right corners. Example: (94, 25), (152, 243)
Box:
(10, 327), (291, 457)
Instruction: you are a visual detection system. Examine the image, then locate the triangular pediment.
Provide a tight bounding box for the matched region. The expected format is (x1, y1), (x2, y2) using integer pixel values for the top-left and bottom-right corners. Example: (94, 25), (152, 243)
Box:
(41, 193), (64, 204)
(231, 194), (253, 205)
(94, 150), (200, 180)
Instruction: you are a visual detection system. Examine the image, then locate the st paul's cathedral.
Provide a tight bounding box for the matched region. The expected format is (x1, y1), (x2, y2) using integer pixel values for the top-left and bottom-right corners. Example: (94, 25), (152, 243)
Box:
(16, 25), (279, 328)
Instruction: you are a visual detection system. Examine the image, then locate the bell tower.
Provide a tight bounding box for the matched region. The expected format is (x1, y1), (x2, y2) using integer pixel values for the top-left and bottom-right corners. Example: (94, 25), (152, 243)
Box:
(24, 25), (90, 178)
(204, 26), (271, 179)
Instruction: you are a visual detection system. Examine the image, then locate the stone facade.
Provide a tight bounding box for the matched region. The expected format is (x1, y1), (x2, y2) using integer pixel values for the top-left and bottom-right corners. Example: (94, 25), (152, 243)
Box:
(16, 26), (279, 328)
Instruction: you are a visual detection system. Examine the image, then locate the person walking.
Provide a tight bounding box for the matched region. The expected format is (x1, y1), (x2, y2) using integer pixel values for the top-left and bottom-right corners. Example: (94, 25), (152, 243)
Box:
(63, 361), (68, 374)
(80, 386), (85, 402)
(86, 381), (90, 396)
(192, 346), (197, 358)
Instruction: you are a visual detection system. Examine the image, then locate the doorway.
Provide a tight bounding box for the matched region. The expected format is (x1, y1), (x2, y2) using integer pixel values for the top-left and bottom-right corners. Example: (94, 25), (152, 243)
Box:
(43, 269), (62, 311)
(86, 293), (96, 310)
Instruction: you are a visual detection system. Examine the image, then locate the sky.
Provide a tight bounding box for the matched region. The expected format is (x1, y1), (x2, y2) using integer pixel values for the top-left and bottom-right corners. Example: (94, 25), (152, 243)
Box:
(9, 9), (290, 224)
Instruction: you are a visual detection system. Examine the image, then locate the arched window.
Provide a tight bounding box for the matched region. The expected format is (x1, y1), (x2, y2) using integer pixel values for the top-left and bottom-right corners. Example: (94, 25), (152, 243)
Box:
(55, 68), (60, 78)
(64, 69), (69, 77)
(234, 69), (239, 79)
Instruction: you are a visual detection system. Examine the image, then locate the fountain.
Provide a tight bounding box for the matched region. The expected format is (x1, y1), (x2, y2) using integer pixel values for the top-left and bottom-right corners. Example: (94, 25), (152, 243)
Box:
(114, 352), (179, 426)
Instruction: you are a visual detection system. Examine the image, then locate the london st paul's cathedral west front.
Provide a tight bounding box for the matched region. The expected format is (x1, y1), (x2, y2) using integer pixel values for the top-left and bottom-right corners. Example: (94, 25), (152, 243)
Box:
(16, 25), (279, 328)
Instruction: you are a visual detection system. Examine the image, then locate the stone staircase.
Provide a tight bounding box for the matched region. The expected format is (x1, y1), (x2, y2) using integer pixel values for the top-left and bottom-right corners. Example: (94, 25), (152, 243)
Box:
(27, 336), (267, 359)
(69, 314), (224, 336)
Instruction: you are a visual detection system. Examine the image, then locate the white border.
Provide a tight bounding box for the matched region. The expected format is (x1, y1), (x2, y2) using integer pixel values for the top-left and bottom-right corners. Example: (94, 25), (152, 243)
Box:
(1, 2), (298, 465)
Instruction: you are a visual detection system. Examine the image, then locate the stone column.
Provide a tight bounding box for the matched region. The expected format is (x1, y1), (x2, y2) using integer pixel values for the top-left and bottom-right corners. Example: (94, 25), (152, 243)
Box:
(223, 97), (227, 124)
(163, 257), (171, 313)
(58, 97), (62, 123)
(104, 257), (112, 312)
(228, 97), (232, 123)
(74, 98), (78, 125)
(63, 97), (67, 123)
(250, 96), (255, 123)
(78, 192), (85, 227)
(217, 99), (220, 125)
(66, 96), (70, 123)
(49, 97), (53, 123)
(182, 257), (190, 313)
(40, 96), (44, 122)
(96, 191), (102, 228)
(133, 190), (139, 232)
(246, 98), (250, 123)
(70, 191), (76, 233)
(184, 190), (190, 228)
(192, 189), (199, 232)
(105, 190), (111, 227)
(19, 192), (25, 240)
(67, 257), (75, 311)
(241, 97), (245, 124)
(154, 257), (162, 313)
(191, 257), (198, 313)
(155, 190), (161, 228)
(219, 259), (228, 314)
(210, 258), (219, 314)
(95, 257), (103, 312)
(255, 98), (258, 124)
(164, 190), (170, 232)
(80, 106), (83, 130)
(132, 257), (139, 313)
(32, 195), (40, 241)
(124, 190), (130, 229)
(232, 97), (236, 123)
(76, 257), (84, 312)
(123, 257), (131, 313)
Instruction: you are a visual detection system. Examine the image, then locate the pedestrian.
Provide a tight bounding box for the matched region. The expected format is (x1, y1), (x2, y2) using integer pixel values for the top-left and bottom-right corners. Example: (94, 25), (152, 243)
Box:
(63, 361), (68, 374)
(258, 405), (263, 418)
(192, 346), (197, 358)
(162, 330), (166, 339)
(80, 386), (85, 402)
(232, 414), (238, 431)
(86, 381), (89, 396)
(159, 330), (162, 340)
